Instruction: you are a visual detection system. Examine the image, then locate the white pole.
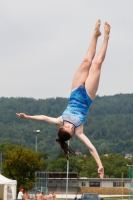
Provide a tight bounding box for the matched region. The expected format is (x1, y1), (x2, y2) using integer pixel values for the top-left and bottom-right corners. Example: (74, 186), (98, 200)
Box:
(36, 134), (37, 151)
(34, 130), (40, 151)
(66, 140), (69, 200)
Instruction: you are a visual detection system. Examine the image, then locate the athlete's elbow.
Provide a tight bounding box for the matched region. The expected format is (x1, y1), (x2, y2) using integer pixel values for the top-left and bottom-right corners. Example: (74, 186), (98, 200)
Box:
(40, 115), (46, 120)
(89, 145), (96, 153)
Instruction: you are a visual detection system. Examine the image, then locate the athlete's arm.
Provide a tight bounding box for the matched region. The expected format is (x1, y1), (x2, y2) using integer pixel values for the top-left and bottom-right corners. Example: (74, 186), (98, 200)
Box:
(75, 124), (104, 178)
(16, 113), (62, 125)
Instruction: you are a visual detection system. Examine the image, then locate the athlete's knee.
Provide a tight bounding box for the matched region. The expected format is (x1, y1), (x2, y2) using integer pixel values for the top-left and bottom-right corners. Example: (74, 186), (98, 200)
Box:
(83, 57), (92, 65)
(81, 58), (92, 70)
(93, 59), (102, 69)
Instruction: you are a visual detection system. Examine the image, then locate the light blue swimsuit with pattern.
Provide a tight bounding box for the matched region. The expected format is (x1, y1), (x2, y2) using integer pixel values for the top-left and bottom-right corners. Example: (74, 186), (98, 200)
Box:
(62, 84), (92, 128)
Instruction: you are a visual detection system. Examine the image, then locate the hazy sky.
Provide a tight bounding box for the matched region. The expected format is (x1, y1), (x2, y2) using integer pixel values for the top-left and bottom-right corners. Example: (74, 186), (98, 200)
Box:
(0, 0), (133, 99)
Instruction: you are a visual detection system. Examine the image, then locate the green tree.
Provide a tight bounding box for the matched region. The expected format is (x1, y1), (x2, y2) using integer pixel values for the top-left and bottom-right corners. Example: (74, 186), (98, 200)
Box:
(46, 157), (67, 172)
(2, 146), (45, 192)
(56, 149), (66, 159)
(0, 142), (17, 153)
(101, 154), (133, 178)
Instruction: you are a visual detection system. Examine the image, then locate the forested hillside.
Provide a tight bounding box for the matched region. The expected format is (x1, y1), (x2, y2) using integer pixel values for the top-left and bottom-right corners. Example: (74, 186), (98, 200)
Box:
(0, 94), (133, 159)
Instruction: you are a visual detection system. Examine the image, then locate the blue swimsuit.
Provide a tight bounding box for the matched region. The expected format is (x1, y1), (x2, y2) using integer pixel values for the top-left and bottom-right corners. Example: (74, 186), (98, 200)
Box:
(62, 84), (92, 128)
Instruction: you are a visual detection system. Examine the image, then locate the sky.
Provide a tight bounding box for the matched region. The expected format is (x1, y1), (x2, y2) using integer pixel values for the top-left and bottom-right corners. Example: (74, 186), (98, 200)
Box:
(0, 0), (133, 99)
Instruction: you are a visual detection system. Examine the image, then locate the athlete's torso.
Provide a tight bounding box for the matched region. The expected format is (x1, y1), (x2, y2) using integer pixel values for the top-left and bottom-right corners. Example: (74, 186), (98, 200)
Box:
(62, 84), (92, 128)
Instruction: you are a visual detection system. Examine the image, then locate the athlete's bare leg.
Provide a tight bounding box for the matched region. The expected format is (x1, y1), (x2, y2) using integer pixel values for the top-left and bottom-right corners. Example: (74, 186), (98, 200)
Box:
(71, 20), (101, 92)
(85, 22), (111, 100)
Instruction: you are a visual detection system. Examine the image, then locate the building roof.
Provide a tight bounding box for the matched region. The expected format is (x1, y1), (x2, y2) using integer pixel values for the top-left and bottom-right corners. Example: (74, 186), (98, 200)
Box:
(47, 172), (78, 179)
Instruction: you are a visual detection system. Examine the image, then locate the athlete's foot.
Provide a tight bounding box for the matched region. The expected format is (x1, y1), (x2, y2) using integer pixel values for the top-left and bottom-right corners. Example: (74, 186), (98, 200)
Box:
(104, 22), (111, 37)
(94, 19), (101, 37)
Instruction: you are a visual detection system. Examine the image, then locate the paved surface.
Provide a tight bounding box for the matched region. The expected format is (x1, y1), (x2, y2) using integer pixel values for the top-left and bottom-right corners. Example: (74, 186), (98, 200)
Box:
(56, 194), (129, 198)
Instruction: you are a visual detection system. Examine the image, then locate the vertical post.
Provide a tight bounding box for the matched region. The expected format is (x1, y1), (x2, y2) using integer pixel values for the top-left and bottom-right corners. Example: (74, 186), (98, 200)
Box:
(46, 173), (48, 195)
(122, 172), (123, 200)
(127, 164), (133, 200)
(34, 130), (40, 151)
(35, 134), (37, 151)
(66, 140), (69, 200)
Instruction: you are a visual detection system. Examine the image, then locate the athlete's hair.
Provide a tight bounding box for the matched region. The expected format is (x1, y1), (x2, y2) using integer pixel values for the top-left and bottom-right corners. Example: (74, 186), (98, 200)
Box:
(58, 126), (71, 141)
(56, 127), (77, 159)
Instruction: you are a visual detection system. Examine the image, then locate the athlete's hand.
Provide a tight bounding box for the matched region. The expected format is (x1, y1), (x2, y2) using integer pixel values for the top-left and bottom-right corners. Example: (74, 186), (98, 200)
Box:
(98, 166), (104, 179)
(16, 113), (27, 118)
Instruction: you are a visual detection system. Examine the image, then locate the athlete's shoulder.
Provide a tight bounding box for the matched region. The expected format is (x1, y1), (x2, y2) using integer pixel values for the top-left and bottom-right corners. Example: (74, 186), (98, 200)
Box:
(75, 124), (83, 134)
(57, 116), (63, 126)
